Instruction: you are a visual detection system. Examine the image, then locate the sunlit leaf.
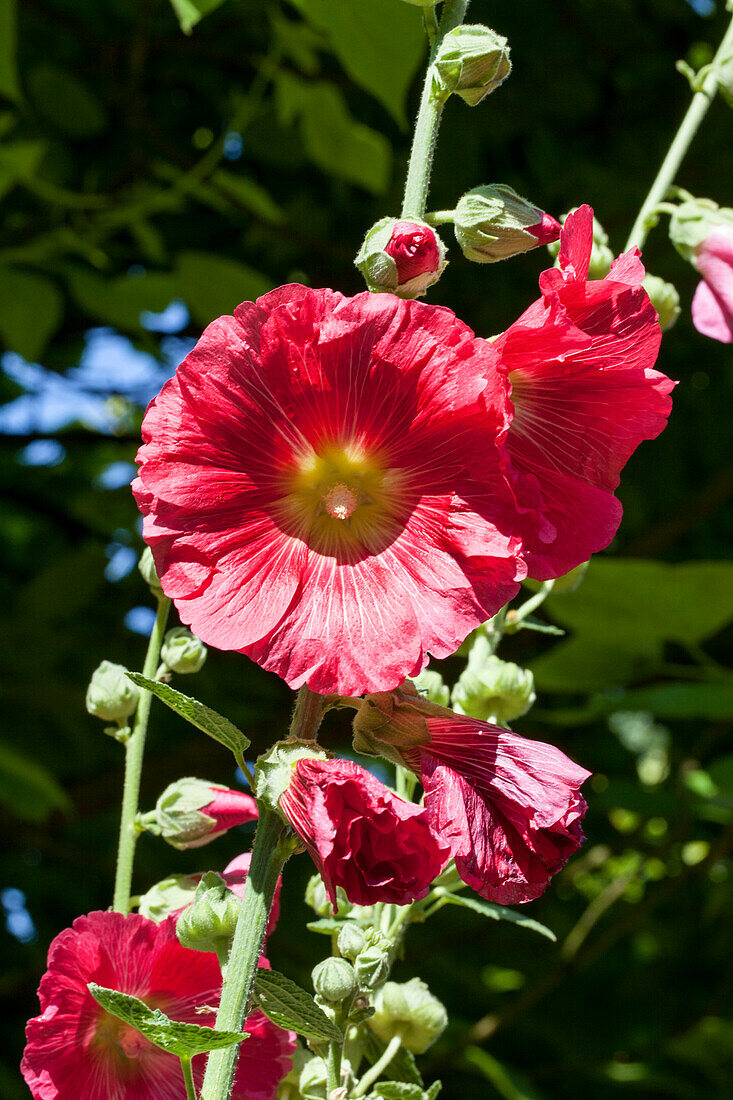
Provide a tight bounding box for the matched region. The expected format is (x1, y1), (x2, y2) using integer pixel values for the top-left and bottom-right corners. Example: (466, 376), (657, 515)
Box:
(169, 0), (227, 35)
(126, 675), (250, 757)
(435, 890), (556, 941)
(253, 967), (343, 1043)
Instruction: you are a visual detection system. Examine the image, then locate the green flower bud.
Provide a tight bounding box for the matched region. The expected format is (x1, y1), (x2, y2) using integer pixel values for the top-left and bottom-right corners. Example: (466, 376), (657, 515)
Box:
(312, 957), (357, 1003)
(161, 626), (208, 674)
(452, 655), (535, 724)
(453, 184), (561, 263)
(148, 776), (257, 850)
(305, 875), (354, 919)
(669, 197), (733, 263)
(354, 217), (446, 299)
(354, 945), (389, 990)
(642, 274), (680, 333)
(410, 668), (449, 707)
(369, 978), (447, 1054)
(433, 25), (511, 107)
(85, 660), (140, 722)
(337, 922), (366, 961)
(548, 209), (614, 279)
(176, 871), (239, 956)
(138, 546), (163, 596)
(298, 1056), (328, 1100)
(138, 873), (200, 922)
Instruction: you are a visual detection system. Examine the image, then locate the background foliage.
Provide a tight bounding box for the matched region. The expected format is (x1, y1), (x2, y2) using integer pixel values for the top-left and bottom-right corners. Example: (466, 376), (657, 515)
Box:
(1, 1), (731, 1097)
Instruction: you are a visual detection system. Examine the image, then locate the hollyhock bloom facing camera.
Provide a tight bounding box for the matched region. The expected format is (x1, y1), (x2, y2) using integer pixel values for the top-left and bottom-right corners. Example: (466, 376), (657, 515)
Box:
(279, 757), (450, 909)
(492, 204), (674, 579)
(353, 686), (590, 905)
(134, 285), (525, 695)
(21, 911), (295, 1100)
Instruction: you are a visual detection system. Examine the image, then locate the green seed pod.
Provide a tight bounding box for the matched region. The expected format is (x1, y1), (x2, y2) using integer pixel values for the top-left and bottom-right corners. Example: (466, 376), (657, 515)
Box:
(161, 626), (208, 674)
(137, 873), (200, 922)
(337, 922), (366, 961)
(353, 945), (389, 990)
(312, 957), (357, 1003)
(175, 872), (240, 956)
(369, 978), (447, 1054)
(85, 660), (140, 722)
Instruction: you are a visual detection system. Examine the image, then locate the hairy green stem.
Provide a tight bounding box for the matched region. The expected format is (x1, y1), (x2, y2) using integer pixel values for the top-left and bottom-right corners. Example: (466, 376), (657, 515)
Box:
(288, 683), (329, 740)
(200, 806), (291, 1100)
(400, 0), (470, 219)
(625, 12), (733, 250)
(353, 1032), (404, 1097)
(180, 1056), (197, 1100)
(112, 596), (170, 914)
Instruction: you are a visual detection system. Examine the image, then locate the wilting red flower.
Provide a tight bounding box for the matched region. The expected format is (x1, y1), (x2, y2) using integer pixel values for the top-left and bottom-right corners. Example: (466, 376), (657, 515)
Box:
(353, 689), (590, 904)
(279, 758), (449, 908)
(492, 204), (674, 579)
(384, 220), (443, 292)
(21, 911), (294, 1100)
(134, 285), (524, 694)
(690, 225), (733, 343)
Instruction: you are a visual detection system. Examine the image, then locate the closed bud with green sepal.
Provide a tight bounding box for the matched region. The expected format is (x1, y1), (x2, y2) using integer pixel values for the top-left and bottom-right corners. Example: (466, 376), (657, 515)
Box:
(160, 626), (208, 674)
(453, 184), (560, 263)
(176, 871), (239, 957)
(433, 25), (511, 106)
(85, 660), (140, 722)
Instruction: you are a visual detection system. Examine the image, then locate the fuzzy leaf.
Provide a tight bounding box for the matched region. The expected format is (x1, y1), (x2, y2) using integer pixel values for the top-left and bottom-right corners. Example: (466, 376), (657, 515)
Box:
(127, 674), (250, 756)
(88, 983), (245, 1056)
(253, 967), (342, 1043)
(436, 891), (556, 941)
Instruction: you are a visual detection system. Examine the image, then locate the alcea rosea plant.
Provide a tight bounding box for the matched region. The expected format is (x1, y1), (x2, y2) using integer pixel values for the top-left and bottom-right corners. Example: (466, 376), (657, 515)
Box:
(24, 0), (733, 1097)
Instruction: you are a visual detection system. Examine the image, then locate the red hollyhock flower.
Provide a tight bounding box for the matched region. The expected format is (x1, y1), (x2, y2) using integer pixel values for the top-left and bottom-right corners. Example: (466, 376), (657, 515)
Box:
(398, 716), (590, 905)
(691, 225), (733, 343)
(134, 285), (524, 694)
(493, 204), (674, 579)
(279, 757), (449, 908)
(384, 220), (442, 288)
(21, 911), (295, 1100)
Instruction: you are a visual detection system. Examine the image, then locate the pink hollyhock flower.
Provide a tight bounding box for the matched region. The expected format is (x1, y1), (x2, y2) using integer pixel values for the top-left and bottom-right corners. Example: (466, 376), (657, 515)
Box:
(278, 757), (450, 908)
(384, 220), (443, 290)
(21, 911), (295, 1100)
(353, 688), (590, 904)
(134, 285), (525, 694)
(691, 226), (733, 343)
(492, 204), (674, 579)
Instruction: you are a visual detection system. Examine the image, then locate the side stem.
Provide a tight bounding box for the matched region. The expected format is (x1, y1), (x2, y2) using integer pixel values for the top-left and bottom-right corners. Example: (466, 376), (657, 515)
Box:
(400, 0), (470, 219)
(200, 806), (291, 1100)
(625, 13), (733, 251)
(112, 596), (170, 914)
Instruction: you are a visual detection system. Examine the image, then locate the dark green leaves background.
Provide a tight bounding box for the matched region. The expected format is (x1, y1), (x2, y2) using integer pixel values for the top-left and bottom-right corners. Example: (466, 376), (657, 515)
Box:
(0, 1), (731, 1097)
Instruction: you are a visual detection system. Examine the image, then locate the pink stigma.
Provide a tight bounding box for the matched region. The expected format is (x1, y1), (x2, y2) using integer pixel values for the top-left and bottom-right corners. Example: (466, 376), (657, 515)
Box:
(323, 483), (359, 520)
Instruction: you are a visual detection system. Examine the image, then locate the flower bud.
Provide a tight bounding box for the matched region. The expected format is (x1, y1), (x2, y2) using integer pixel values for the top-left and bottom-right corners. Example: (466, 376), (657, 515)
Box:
(433, 25), (511, 106)
(669, 197), (733, 263)
(548, 209), (614, 279)
(550, 560), (589, 595)
(312, 958), (357, 1003)
(305, 875), (354, 919)
(149, 777), (258, 850)
(160, 626), (208, 674)
(85, 660), (140, 722)
(452, 655), (536, 725)
(355, 218), (446, 298)
(176, 871), (240, 956)
(354, 945), (389, 990)
(298, 1057), (328, 1100)
(410, 668), (449, 707)
(643, 274), (680, 333)
(337, 922), (366, 961)
(369, 978), (447, 1054)
(454, 184), (560, 263)
(137, 873), (200, 922)
(138, 546), (163, 596)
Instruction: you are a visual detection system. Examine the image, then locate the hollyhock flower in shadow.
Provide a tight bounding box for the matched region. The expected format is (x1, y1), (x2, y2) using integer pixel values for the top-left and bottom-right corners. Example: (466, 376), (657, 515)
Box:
(353, 687), (590, 905)
(691, 226), (733, 343)
(278, 757), (449, 909)
(21, 911), (295, 1100)
(134, 285), (524, 694)
(493, 204), (674, 579)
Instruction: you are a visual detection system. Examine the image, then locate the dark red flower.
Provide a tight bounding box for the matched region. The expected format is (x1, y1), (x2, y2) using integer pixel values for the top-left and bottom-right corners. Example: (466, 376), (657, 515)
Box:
(134, 285), (524, 694)
(279, 757), (449, 908)
(21, 911), (295, 1100)
(493, 204), (674, 579)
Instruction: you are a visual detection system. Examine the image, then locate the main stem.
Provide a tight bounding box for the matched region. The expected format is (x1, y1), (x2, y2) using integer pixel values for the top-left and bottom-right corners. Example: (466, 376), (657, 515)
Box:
(400, 0), (470, 219)
(112, 595), (170, 914)
(625, 13), (733, 251)
(200, 806), (290, 1100)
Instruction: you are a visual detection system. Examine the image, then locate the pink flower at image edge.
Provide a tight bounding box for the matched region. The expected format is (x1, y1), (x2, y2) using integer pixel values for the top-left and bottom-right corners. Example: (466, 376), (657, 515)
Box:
(691, 225), (733, 343)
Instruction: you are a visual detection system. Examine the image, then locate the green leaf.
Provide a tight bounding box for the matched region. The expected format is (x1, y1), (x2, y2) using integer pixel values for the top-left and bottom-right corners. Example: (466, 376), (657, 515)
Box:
(292, 0), (425, 125)
(464, 1047), (542, 1100)
(368, 1084), (426, 1100)
(436, 890), (556, 941)
(169, 0), (227, 35)
(253, 967), (343, 1043)
(126, 675), (250, 757)
(175, 251), (273, 326)
(0, 140), (46, 201)
(275, 73), (391, 194)
(211, 170), (284, 223)
(26, 64), (108, 138)
(364, 1031), (423, 1085)
(88, 983), (244, 1057)
(0, 740), (72, 822)
(306, 918), (347, 936)
(0, 0), (20, 102)
(65, 267), (178, 332)
(617, 681), (733, 721)
(0, 267), (63, 360)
